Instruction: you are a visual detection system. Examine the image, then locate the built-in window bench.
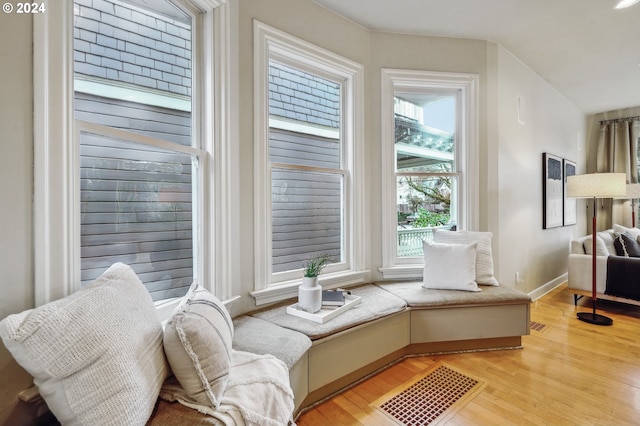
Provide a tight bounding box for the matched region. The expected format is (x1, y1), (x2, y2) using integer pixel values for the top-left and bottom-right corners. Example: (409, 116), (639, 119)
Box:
(232, 282), (531, 415)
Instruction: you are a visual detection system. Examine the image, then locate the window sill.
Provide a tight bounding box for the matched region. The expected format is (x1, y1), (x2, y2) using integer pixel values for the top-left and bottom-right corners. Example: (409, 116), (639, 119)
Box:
(378, 265), (424, 280)
(155, 297), (182, 323)
(155, 294), (240, 324)
(251, 270), (370, 306)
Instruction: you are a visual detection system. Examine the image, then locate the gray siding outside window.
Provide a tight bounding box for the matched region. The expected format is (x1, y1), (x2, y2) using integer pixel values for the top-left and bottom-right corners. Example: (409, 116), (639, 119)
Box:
(73, 0), (195, 300)
(270, 129), (341, 273)
(74, 0), (192, 97)
(269, 63), (340, 129)
(268, 62), (343, 274)
(77, 93), (193, 301)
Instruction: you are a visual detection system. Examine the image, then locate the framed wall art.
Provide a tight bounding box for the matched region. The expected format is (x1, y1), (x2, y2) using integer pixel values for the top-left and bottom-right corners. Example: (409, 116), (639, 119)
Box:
(542, 153), (563, 229)
(563, 159), (577, 226)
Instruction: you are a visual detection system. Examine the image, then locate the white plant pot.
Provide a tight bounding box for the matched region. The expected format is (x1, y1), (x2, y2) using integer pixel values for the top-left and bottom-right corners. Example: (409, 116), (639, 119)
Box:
(298, 277), (321, 313)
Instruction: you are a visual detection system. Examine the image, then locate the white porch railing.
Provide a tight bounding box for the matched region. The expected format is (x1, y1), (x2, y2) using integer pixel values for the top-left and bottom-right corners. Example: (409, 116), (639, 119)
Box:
(397, 225), (451, 257)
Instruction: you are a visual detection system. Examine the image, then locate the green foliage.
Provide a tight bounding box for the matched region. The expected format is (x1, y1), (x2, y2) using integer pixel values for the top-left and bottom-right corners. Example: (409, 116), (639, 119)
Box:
(303, 253), (334, 277)
(398, 212), (411, 223)
(404, 176), (451, 209)
(413, 209), (450, 227)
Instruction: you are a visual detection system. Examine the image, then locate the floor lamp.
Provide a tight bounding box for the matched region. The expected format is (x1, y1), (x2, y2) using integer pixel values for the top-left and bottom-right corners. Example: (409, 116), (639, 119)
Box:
(567, 173), (626, 326)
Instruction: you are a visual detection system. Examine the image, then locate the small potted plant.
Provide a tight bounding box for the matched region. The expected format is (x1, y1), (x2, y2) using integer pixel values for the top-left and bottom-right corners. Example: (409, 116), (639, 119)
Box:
(298, 253), (333, 313)
(303, 253), (333, 280)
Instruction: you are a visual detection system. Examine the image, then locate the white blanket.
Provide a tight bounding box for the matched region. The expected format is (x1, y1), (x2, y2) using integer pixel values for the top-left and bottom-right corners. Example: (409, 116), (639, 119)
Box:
(161, 350), (295, 426)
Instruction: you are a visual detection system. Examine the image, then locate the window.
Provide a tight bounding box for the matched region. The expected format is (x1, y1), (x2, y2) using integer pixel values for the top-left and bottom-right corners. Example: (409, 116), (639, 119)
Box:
(34, 0), (234, 308)
(380, 69), (479, 279)
(74, 0), (199, 301)
(394, 94), (457, 256)
(268, 62), (343, 274)
(252, 21), (366, 304)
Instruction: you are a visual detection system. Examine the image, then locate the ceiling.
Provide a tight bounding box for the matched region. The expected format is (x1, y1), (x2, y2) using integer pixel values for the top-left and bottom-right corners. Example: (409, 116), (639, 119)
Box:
(313, 0), (640, 115)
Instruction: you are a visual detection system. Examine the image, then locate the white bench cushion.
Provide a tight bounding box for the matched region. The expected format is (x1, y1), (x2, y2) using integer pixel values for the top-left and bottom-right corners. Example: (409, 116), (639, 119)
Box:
(232, 315), (311, 369)
(251, 284), (406, 340)
(376, 281), (531, 308)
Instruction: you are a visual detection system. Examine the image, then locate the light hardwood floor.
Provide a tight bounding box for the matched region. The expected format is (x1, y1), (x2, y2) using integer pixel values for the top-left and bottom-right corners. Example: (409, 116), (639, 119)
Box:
(296, 284), (640, 425)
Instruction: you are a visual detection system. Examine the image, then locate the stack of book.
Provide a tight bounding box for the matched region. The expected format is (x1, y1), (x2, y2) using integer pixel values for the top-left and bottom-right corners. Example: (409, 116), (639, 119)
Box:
(287, 291), (361, 323)
(322, 290), (345, 307)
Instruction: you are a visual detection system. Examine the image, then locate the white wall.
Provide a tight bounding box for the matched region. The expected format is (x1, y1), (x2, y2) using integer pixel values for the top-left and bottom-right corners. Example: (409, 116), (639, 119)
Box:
(0, 10), (37, 423)
(0, 12), (33, 318)
(490, 46), (586, 294)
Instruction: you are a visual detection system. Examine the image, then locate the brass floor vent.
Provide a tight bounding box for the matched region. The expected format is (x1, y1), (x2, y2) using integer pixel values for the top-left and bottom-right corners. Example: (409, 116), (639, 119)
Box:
(373, 363), (485, 425)
(530, 321), (547, 332)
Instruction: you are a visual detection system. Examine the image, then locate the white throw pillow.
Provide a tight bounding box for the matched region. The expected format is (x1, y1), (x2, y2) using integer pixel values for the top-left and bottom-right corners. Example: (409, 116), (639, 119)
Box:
(433, 229), (499, 286)
(163, 283), (234, 409)
(583, 235), (610, 256)
(597, 230), (616, 255)
(613, 224), (640, 240)
(0, 263), (168, 426)
(422, 241), (481, 292)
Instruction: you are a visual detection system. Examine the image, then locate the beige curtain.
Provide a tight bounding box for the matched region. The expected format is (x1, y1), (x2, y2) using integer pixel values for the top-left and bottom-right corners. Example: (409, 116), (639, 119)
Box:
(595, 118), (640, 229)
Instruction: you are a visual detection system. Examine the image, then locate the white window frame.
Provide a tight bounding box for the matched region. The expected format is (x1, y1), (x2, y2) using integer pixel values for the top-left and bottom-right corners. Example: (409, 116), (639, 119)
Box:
(379, 69), (479, 280)
(252, 21), (367, 305)
(33, 0), (237, 315)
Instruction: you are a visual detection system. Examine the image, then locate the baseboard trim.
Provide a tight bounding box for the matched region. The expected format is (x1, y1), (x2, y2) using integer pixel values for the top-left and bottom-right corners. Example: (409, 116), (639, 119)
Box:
(528, 273), (567, 301)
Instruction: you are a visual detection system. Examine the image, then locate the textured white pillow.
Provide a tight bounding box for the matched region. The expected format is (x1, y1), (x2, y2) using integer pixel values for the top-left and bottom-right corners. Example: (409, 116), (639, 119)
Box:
(613, 224), (640, 240)
(0, 263), (168, 426)
(433, 229), (499, 286)
(597, 230), (616, 255)
(163, 283), (234, 409)
(422, 241), (481, 292)
(583, 235), (610, 256)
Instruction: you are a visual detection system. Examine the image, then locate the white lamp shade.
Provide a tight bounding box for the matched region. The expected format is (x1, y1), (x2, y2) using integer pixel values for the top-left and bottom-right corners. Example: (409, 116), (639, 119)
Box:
(566, 173), (627, 198)
(613, 183), (640, 199)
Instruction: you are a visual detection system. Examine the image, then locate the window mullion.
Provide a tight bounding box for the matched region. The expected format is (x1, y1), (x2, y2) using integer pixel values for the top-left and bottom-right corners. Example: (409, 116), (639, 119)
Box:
(75, 120), (203, 158)
(271, 162), (345, 176)
(395, 172), (460, 178)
